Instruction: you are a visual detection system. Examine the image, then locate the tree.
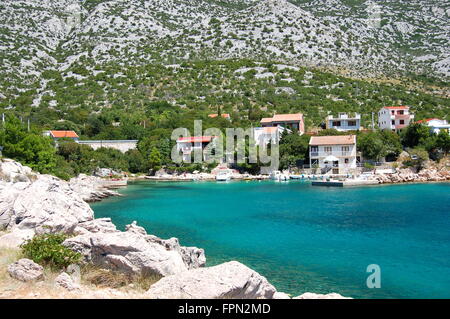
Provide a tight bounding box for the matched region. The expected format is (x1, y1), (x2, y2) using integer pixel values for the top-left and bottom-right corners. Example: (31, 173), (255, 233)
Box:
(0, 117), (56, 173)
(401, 123), (432, 148)
(379, 130), (402, 159)
(126, 149), (145, 173)
(148, 147), (162, 172)
(358, 132), (386, 161)
(279, 132), (310, 169)
(436, 130), (450, 155)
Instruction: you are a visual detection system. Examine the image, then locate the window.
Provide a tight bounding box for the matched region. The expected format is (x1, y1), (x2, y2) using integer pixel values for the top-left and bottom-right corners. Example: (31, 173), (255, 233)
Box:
(398, 110), (404, 115)
(342, 146), (350, 152)
(310, 146), (318, 154)
(391, 111), (395, 115)
(347, 120), (357, 126)
(324, 146), (332, 154)
(392, 120), (395, 125)
(345, 158), (349, 164)
(332, 121), (341, 127)
(400, 120), (405, 125)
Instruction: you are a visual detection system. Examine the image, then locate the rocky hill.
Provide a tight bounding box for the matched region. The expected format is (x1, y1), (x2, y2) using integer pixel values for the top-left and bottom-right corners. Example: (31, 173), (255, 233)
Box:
(0, 0), (448, 125)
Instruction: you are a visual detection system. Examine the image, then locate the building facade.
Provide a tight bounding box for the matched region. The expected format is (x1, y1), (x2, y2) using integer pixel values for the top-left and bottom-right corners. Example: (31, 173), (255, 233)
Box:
(309, 135), (357, 175)
(253, 126), (289, 147)
(176, 136), (218, 162)
(416, 118), (450, 135)
(325, 113), (361, 131)
(378, 106), (414, 131)
(260, 113), (305, 135)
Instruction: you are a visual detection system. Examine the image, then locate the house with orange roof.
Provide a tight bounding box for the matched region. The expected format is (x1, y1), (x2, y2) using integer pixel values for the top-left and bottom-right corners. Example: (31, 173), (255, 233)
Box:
(43, 130), (79, 142)
(176, 136), (218, 162)
(260, 113), (304, 135)
(416, 118), (450, 135)
(208, 113), (231, 121)
(309, 135), (357, 175)
(378, 106), (414, 132)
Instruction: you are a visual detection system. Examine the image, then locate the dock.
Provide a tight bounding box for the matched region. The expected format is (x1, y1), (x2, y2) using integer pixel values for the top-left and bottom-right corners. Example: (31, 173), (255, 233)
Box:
(312, 179), (380, 187)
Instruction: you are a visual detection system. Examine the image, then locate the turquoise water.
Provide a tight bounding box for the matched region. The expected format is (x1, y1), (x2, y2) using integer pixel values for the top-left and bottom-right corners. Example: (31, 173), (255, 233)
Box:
(91, 181), (450, 299)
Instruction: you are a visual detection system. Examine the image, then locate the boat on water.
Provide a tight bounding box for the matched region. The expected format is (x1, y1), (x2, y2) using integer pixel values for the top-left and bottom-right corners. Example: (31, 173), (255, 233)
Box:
(269, 171), (289, 182)
(215, 170), (232, 181)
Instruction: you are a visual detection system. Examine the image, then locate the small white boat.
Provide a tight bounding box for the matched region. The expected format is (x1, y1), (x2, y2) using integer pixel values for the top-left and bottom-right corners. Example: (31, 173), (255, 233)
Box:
(270, 171), (289, 182)
(216, 170), (232, 181)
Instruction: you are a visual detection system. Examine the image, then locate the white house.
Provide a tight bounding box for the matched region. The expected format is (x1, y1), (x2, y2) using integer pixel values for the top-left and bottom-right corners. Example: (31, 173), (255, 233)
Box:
(325, 113), (361, 131)
(260, 113), (305, 135)
(378, 106), (414, 132)
(176, 136), (218, 162)
(253, 126), (289, 147)
(416, 118), (450, 135)
(309, 135), (357, 175)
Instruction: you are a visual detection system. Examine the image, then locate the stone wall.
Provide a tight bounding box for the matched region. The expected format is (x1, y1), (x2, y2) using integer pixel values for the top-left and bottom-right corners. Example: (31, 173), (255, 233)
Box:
(78, 140), (138, 153)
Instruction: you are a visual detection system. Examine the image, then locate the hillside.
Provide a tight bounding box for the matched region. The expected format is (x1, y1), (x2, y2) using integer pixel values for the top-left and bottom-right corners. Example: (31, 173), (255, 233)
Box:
(0, 0), (448, 130)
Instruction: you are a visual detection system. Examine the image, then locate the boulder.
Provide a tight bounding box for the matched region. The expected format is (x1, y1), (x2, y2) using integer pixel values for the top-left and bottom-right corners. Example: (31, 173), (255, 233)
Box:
(10, 175), (94, 234)
(55, 272), (81, 291)
(75, 218), (118, 235)
(63, 222), (205, 277)
(146, 261), (277, 299)
(0, 159), (35, 183)
(0, 229), (35, 249)
(0, 181), (29, 230)
(293, 292), (351, 299)
(145, 234), (206, 270)
(8, 258), (44, 282)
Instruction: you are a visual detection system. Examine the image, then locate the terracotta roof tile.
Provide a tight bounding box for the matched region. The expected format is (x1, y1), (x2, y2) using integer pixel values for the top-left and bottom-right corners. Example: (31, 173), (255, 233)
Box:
(50, 131), (79, 138)
(272, 113), (303, 122)
(383, 106), (409, 110)
(309, 135), (356, 146)
(208, 113), (230, 119)
(177, 136), (217, 143)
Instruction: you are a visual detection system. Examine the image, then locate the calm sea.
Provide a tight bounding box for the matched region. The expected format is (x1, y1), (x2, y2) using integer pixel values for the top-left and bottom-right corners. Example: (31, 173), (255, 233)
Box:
(91, 180), (450, 298)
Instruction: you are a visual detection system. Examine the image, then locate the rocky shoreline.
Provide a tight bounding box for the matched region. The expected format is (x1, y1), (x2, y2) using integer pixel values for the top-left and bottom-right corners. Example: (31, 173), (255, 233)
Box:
(368, 167), (450, 184)
(0, 158), (348, 299)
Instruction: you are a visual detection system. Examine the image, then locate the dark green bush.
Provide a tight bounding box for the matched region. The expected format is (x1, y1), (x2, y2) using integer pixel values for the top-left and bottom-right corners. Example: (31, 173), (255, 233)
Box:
(20, 233), (82, 269)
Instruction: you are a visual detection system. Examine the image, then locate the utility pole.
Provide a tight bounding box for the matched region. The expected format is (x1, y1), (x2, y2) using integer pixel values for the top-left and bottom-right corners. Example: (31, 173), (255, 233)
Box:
(371, 112), (375, 131)
(1, 113), (4, 125)
(27, 118), (30, 132)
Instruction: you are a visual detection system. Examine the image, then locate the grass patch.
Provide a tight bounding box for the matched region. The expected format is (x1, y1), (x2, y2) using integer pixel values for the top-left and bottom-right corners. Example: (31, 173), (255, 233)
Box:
(81, 264), (161, 292)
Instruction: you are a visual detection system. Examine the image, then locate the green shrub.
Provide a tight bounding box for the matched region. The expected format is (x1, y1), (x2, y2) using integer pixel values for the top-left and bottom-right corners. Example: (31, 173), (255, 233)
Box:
(20, 233), (82, 269)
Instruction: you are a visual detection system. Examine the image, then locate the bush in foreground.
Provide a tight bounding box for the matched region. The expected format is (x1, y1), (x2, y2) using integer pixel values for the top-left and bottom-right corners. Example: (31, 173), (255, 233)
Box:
(20, 233), (81, 270)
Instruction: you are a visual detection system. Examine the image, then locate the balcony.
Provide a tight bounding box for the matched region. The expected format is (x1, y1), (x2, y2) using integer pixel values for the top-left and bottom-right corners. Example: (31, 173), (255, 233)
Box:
(392, 114), (410, 120)
(310, 151), (354, 157)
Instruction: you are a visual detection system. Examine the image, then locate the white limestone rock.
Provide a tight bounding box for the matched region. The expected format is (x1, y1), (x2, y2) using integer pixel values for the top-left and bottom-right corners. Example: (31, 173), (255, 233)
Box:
(0, 159), (35, 183)
(146, 261), (277, 299)
(0, 229), (35, 249)
(55, 272), (81, 291)
(75, 218), (118, 235)
(69, 174), (119, 202)
(63, 224), (205, 277)
(10, 175), (94, 234)
(293, 292), (351, 299)
(272, 292), (291, 299)
(8, 258), (44, 282)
